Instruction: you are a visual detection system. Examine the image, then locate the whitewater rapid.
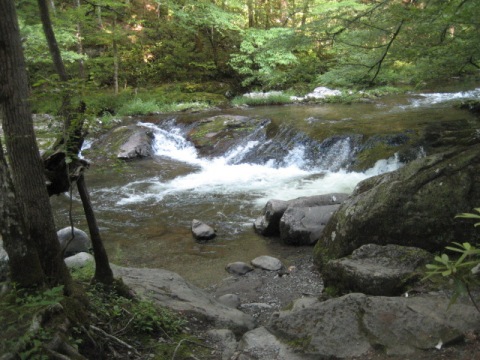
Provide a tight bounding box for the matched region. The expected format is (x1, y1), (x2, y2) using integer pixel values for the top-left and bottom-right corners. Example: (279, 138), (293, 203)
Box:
(111, 121), (404, 208)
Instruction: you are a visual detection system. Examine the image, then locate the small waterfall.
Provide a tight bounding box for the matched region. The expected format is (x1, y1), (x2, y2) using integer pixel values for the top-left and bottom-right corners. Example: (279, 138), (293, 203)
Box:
(108, 120), (406, 207)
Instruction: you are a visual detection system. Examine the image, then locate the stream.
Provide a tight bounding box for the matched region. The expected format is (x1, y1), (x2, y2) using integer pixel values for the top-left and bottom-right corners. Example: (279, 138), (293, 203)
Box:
(51, 86), (480, 288)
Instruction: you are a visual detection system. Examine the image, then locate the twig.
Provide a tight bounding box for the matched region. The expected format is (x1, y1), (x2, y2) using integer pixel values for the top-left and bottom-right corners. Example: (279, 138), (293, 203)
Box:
(90, 325), (140, 356)
(171, 338), (214, 360)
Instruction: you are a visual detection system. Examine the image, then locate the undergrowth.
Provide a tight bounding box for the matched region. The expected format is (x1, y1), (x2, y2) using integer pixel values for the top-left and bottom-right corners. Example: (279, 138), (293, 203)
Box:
(0, 262), (203, 359)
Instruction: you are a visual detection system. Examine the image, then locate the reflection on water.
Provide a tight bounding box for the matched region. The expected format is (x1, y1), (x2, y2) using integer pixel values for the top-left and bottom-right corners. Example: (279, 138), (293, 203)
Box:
(51, 89), (479, 288)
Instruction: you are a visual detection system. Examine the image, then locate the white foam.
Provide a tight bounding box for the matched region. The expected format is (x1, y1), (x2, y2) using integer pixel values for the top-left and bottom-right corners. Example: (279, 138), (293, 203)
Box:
(111, 123), (405, 207)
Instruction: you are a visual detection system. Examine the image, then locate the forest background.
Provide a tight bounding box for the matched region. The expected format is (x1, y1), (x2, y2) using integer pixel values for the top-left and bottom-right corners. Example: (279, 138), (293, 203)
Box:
(17, 0), (480, 116)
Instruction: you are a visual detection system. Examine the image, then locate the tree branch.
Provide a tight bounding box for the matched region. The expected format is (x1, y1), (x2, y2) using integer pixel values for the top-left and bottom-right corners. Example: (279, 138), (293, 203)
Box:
(368, 20), (405, 84)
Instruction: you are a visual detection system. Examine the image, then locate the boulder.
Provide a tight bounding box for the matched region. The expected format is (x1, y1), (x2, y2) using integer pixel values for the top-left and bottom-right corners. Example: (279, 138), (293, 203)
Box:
(251, 256), (283, 271)
(85, 125), (154, 164)
(57, 227), (91, 256)
(314, 145), (480, 269)
(236, 326), (313, 360)
(279, 204), (340, 245)
(267, 293), (480, 358)
(64, 252), (94, 269)
(322, 244), (433, 296)
(117, 127), (154, 160)
(226, 262), (254, 276)
(254, 199), (288, 236)
(112, 265), (255, 336)
(191, 219), (216, 241)
(254, 193), (348, 237)
(206, 329), (238, 360)
(217, 294), (241, 309)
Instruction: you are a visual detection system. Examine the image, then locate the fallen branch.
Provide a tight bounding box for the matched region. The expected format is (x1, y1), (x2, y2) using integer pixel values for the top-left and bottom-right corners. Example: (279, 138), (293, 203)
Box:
(90, 325), (140, 356)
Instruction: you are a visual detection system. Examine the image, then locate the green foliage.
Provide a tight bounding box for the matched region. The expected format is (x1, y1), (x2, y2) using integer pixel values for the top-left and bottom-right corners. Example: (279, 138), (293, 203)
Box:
(0, 285), (65, 359)
(425, 209), (480, 311)
(85, 282), (185, 336)
(117, 98), (161, 116)
(229, 28), (299, 89)
(232, 92), (292, 106)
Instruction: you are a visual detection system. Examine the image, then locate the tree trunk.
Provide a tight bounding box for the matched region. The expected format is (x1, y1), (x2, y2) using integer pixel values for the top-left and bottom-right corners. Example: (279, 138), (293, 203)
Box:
(0, 139), (45, 288)
(0, 0), (72, 291)
(77, 175), (114, 285)
(74, 0), (86, 79)
(113, 17), (119, 96)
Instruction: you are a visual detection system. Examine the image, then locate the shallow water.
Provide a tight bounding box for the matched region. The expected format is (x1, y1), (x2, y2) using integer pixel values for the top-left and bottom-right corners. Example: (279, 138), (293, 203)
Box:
(51, 87), (480, 288)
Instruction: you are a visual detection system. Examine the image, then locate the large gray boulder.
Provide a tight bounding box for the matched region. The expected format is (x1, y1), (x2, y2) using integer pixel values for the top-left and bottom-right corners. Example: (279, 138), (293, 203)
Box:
(57, 227), (91, 257)
(117, 127), (154, 159)
(314, 144), (480, 268)
(267, 293), (480, 358)
(112, 265), (255, 336)
(279, 204), (340, 245)
(254, 193), (348, 237)
(322, 244), (433, 296)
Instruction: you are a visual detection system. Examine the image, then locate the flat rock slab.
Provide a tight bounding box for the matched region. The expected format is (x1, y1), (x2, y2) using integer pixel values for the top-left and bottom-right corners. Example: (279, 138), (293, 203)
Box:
(251, 256), (283, 271)
(112, 265), (255, 336)
(267, 293), (480, 358)
(322, 244), (433, 296)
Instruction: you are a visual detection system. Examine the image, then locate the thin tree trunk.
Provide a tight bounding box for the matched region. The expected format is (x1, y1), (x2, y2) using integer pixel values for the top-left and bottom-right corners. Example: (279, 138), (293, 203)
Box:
(74, 0), (86, 79)
(113, 17), (119, 96)
(76, 175), (114, 285)
(0, 0), (72, 291)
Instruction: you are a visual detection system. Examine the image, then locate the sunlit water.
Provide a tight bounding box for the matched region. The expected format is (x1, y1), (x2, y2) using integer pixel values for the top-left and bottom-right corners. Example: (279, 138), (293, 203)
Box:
(52, 87), (479, 287)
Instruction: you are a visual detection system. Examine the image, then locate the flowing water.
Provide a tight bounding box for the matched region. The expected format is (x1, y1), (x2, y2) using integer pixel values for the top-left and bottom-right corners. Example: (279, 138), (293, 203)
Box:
(52, 87), (480, 287)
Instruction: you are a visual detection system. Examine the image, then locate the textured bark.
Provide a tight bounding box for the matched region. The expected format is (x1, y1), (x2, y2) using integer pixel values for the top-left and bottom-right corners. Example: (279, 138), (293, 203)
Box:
(0, 140), (44, 287)
(0, 0), (71, 290)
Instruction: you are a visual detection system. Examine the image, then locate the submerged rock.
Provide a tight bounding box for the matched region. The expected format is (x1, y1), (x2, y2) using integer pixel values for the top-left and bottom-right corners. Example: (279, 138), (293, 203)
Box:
(322, 244), (433, 296)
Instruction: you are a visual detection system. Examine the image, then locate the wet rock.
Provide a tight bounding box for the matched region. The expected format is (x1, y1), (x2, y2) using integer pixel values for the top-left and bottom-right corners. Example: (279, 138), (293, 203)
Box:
(279, 204), (340, 245)
(226, 262), (254, 275)
(254, 193), (348, 237)
(191, 219), (216, 241)
(267, 293), (480, 358)
(206, 329), (237, 360)
(112, 265), (255, 336)
(57, 227), (91, 257)
(322, 244), (433, 296)
(254, 199), (288, 236)
(218, 294), (241, 309)
(117, 127), (154, 159)
(314, 144), (480, 269)
(251, 255), (283, 271)
(64, 252), (94, 269)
